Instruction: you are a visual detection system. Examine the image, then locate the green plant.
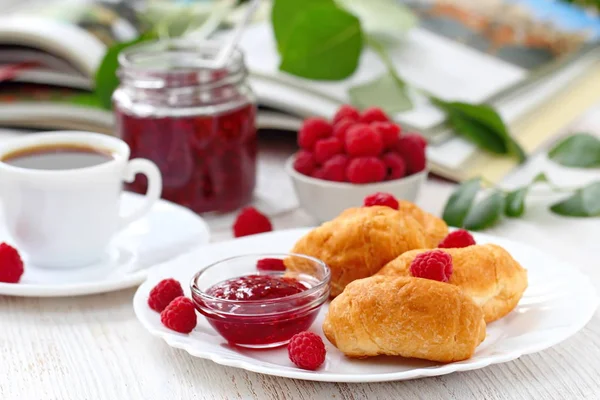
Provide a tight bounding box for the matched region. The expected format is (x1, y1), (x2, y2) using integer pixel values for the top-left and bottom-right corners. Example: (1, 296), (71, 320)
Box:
(442, 133), (600, 230)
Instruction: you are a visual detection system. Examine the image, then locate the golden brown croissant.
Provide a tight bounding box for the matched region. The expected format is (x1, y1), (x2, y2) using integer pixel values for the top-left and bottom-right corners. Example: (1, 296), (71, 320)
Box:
(397, 200), (448, 247)
(286, 205), (448, 297)
(322, 276), (486, 362)
(377, 244), (528, 323)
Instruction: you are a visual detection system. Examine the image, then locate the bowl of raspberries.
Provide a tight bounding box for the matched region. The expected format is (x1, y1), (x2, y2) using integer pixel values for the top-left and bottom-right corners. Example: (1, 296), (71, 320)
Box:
(286, 105), (427, 222)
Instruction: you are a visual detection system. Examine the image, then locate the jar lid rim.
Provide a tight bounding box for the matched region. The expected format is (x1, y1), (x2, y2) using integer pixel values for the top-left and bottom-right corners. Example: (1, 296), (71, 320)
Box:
(118, 38), (245, 72)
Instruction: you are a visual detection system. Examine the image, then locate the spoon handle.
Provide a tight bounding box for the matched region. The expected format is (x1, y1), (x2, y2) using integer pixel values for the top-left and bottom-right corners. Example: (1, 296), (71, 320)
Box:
(213, 0), (261, 68)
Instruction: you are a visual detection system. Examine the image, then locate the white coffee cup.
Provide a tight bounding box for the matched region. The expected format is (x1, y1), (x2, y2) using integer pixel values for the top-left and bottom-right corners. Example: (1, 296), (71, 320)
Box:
(0, 131), (162, 268)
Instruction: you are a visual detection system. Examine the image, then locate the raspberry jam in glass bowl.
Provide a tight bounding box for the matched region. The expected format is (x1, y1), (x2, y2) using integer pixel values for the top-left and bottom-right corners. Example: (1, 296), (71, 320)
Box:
(113, 39), (257, 213)
(190, 254), (330, 349)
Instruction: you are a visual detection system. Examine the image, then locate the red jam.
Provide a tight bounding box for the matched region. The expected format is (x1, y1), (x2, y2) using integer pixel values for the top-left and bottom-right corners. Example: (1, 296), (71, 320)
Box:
(206, 275), (307, 301)
(115, 104), (257, 214)
(193, 274), (322, 347)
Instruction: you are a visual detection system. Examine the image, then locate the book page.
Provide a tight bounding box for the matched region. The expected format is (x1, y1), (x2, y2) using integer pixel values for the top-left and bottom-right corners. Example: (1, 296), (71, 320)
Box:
(0, 0), (144, 78)
(12, 0), (143, 47)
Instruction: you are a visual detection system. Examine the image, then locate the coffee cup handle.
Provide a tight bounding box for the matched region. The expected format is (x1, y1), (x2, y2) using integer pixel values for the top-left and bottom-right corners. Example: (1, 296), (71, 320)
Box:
(119, 158), (163, 230)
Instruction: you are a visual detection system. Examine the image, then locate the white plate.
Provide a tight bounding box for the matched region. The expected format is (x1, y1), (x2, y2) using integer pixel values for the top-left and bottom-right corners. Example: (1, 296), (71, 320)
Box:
(133, 229), (598, 383)
(0, 192), (210, 297)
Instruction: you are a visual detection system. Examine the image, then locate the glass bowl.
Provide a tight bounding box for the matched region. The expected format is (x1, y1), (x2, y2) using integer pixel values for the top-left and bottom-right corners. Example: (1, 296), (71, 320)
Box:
(190, 253), (330, 349)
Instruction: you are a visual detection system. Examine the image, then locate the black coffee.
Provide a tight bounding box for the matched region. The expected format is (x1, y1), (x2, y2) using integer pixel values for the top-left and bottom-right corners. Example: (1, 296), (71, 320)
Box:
(2, 144), (114, 170)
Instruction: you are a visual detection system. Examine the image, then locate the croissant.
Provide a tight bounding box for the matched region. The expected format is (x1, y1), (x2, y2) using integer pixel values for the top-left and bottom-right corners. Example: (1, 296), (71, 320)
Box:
(377, 244), (528, 322)
(286, 205), (448, 297)
(396, 201), (448, 247)
(322, 276), (486, 362)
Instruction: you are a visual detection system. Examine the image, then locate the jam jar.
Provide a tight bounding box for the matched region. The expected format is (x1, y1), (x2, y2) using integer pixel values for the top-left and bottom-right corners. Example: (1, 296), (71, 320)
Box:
(113, 40), (257, 214)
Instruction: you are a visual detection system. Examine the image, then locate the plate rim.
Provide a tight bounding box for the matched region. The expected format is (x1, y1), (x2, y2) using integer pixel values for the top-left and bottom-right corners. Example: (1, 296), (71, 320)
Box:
(132, 228), (600, 383)
(0, 193), (211, 297)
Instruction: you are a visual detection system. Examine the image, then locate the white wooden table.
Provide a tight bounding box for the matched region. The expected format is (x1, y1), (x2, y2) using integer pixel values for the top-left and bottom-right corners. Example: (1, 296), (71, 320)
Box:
(2, 110), (600, 399)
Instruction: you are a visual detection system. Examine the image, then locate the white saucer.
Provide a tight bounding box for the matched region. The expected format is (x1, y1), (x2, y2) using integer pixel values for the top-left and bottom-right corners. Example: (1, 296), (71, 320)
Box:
(133, 229), (598, 383)
(0, 192), (210, 297)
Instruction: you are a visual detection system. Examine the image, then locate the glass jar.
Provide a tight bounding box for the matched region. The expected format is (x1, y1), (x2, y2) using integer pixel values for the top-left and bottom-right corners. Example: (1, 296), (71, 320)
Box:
(113, 40), (257, 214)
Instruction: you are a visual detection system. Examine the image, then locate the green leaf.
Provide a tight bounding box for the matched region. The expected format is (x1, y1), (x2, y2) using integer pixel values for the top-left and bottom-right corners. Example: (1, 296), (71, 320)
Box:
(548, 133), (600, 168)
(505, 187), (528, 217)
(94, 31), (157, 110)
(348, 72), (413, 113)
(272, 0), (334, 52)
(442, 178), (481, 227)
(278, 4), (363, 80)
(432, 99), (526, 163)
(464, 191), (505, 230)
(550, 181), (600, 217)
(533, 172), (549, 183)
(68, 93), (105, 108)
(445, 109), (507, 154)
(335, 0), (417, 38)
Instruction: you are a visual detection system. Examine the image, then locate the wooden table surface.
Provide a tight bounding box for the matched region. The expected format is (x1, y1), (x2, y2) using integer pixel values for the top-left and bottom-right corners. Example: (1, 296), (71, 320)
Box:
(1, 116), (600, 400)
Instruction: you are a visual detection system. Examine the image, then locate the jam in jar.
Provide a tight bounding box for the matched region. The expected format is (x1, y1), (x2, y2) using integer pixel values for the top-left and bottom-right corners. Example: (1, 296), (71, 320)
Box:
(191, 254), (331, 349)
(113, 40), (257, 213)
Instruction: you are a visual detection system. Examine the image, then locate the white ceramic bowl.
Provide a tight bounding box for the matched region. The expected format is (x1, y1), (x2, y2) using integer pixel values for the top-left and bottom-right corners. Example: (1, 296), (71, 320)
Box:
(285, 156), (427, 223)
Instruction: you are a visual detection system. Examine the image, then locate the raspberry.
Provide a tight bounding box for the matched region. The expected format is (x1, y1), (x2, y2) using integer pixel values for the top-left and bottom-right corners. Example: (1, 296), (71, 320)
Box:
(363, 192), (399, 209)
(395, 135), (427, 174)
(314, 137), (343, 164)
(257, 258), (286, 271)
(346, 157), (386, 184)
(233, 207), (273, 238)
(0, 243), (24, 283)
(371, 122), (401, 149)
(409, 250), (453, 282)
(293, 150), (316, 176)
(333, 104), (360, 125)
(382, 152), (407, 180)
(148, 278), (184, 312)
(406, 133), (428, 149)
(438, 229), (476, 249)
(359, 107), (389, 124)
(332, 118), (355, 142)
(321, 154), (349, 182)
(160, 296), (197, 334)
(298, 118), (332, 150)
(345, 125), (384, 157)
(288, 331), (326, 370)
(311, 168), (326, 180)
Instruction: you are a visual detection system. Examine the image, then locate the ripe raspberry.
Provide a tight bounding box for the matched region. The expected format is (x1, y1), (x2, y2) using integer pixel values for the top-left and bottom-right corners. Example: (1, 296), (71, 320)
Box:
(311, 168), (326, 180)
(438, 229), (476, 249)
(410, 250), (453, 282)
(314, 137), (343, 164)
(257, 258), (286, 271)
(371, 122), (401, 149)
(148, 278), (184, 312)
(382, 152), (407, 180)
(293, 150), (316, 176)
(0, 243), (24, 283)
(363, 192), (399, 209)
(395, 135), (427, 174)
(345, 125), (384, 157)
(359, 107), (389, 124)
(333, 104), (360, 125)
(405, 133), (428, 149)
(332, 118), (355, 142)
(288, 331), (326, 370)
(321, 154), (348, 182)
(346, 157), (386, 184)
(160, 296), (197, 334)
(298, 118), (332, 150)
(233, 207), (273, 238)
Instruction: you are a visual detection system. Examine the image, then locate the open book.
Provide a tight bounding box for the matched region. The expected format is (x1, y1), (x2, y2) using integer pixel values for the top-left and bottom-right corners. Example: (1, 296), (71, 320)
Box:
(2, 0), (600, 182)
